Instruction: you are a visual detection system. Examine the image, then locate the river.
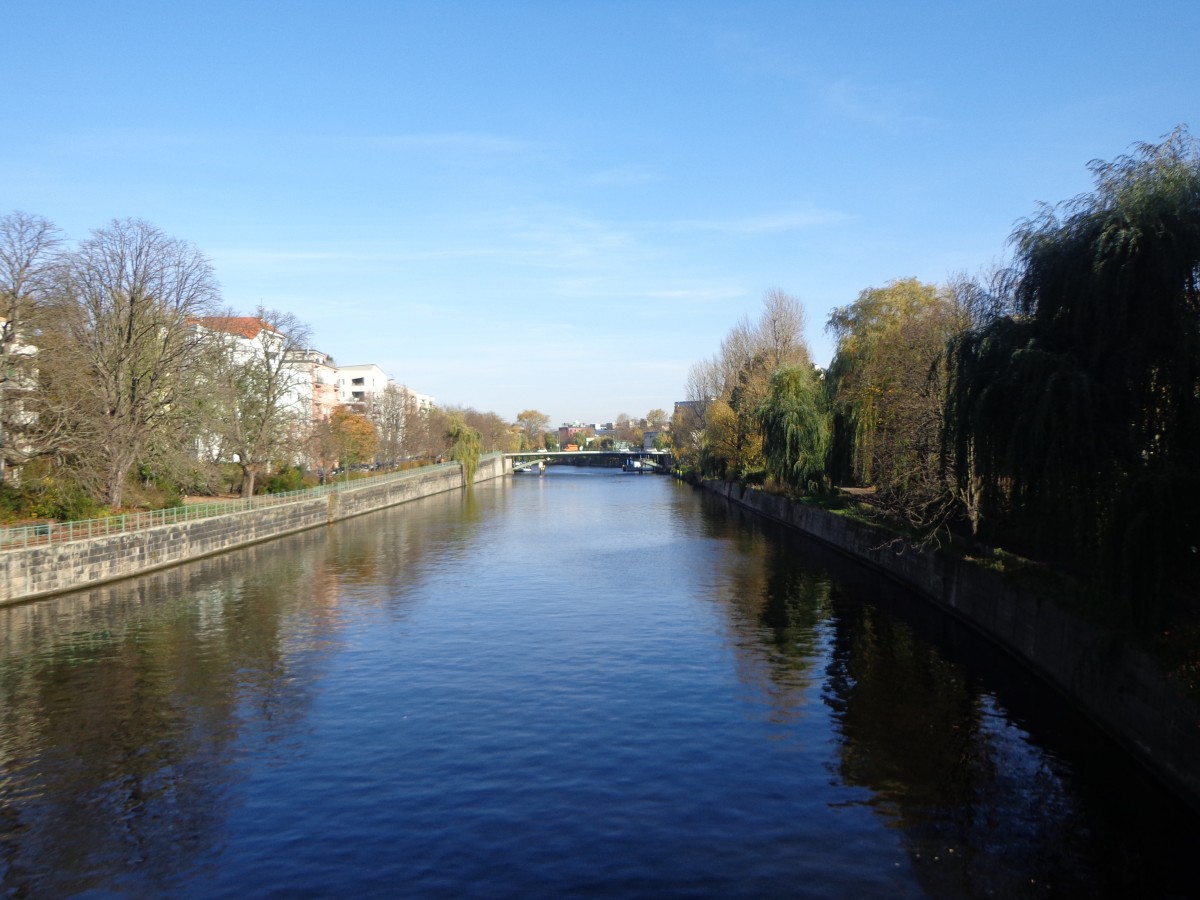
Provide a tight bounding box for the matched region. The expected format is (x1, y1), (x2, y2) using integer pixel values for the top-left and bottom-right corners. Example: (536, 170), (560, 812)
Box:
(1, 467), (1197, 897)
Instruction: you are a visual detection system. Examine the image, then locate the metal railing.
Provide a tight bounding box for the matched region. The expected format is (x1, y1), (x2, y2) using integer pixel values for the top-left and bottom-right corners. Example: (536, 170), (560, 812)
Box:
(0, 460), (469, 552)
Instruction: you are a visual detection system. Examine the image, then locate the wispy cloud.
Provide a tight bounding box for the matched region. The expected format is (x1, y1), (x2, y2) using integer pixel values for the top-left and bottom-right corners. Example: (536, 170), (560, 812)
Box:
(816, 78), (941, 131)
(209, 246), (512, 268)
(706, 25), (940, 132)
(642, 287), (744, 301)
(707, 26), (808, 81)
(665, 208), (852, 234)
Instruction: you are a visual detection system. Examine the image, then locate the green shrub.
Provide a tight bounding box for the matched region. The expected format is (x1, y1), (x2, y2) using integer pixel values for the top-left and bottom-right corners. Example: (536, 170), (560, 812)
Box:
(0, 484), (32, 521)
(28, 478), (104, 522)
(260, 466), (308, 494)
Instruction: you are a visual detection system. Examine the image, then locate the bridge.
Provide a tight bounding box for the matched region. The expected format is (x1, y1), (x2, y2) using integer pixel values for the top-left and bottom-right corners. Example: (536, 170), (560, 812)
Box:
(506, 450), (672, 474)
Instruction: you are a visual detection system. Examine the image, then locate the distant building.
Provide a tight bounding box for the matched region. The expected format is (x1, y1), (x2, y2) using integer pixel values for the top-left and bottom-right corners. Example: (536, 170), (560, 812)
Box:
(192, 316), (317, 423)
(558, 421), (594, 448)
(0, 316), (39, 483)
(336, 363), (391, 411)
(287, 348), (340, 423)
(403, 387), (436, 412)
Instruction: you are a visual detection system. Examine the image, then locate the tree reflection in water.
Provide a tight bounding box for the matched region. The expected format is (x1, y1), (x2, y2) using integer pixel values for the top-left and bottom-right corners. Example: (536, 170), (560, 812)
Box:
(0, 534), (332, 895)
(706, 496), (1198, 898)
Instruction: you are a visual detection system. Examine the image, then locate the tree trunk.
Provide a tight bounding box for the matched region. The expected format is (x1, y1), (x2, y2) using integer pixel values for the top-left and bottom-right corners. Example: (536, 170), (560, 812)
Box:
(241, 463), (257, 498)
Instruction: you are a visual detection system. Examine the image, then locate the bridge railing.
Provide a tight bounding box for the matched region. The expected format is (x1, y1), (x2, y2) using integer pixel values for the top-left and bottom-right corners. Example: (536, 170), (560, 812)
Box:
(0, 459), (468, 552)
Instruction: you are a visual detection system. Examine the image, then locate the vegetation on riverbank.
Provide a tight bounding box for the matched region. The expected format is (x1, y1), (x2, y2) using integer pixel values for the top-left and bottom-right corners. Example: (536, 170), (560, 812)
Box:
(674, 128), (1200, 669)
(0, 214), (518, 523)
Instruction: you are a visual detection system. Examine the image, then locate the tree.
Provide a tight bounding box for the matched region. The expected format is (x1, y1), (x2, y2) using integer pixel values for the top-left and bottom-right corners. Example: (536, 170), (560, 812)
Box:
(699, 290), (812, 480)
(329, 407), (378, 469)
(669, 403), (704, 469)
(614, 412), (643, 447)
(515, 409), (550, 450)
(198, 309), (313, 496)
(448, 417), (482, 485)
(461, 407), (517, 452)
(399, 393), (442, 462)
(757, 366), (829, 494)
(825, 278), (966, 528)
(946, 127), (1200, 621)
(49, 219), (220, 507)
(0, 212), (63, 483)
(645, 408), (669, 429)
(307, 416), (339, 477)
(367, 383), (409, 468)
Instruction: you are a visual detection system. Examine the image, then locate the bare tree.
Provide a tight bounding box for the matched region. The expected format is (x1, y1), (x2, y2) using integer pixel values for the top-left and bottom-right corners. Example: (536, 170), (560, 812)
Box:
(367, 383), (409, 467)
(52, 219), (220, 507)
(0, 212), (63, 482)
(699, 290), (815, 479)
(454, 406), (516, 452)
(757, 288), (810, 371)
(685, 355), (722, 407)
(401, 398), (448, 461)
(197, 308), (313, 496)
(614, 412), (642, 446)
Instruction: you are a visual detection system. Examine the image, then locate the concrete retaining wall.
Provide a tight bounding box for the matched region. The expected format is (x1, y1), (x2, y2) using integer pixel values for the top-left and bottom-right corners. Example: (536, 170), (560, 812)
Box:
(0, 455), (508, 606)
(702, 479), (1200, 810)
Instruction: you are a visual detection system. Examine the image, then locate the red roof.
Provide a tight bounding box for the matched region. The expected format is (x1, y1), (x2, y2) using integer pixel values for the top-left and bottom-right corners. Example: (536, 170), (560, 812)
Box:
(192, 316), (280, 339)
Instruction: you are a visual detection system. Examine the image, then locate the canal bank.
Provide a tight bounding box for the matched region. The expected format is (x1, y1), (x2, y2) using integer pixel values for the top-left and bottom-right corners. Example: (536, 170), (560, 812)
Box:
(0, 455), (509, 606)
(700, 477), (1200, 812)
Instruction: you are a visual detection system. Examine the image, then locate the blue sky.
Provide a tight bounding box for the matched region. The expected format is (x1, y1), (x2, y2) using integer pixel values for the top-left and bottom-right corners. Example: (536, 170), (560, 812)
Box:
(3, 1), (1197, 426)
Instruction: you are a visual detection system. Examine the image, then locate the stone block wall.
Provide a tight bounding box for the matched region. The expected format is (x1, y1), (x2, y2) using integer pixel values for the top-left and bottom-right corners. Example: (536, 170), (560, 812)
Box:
(0, 455), (509, 607)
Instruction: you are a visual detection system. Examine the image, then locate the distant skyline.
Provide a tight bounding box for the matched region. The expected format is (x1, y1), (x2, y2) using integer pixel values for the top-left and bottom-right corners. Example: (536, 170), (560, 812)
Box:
(4, 1), (1197, 425)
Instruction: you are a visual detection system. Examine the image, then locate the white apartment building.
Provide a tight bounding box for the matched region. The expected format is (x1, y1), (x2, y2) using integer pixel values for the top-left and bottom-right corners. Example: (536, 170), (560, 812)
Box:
(286, 348), (340, 422)
(192, 316), (312, 420)
(335, 363), (391, 410)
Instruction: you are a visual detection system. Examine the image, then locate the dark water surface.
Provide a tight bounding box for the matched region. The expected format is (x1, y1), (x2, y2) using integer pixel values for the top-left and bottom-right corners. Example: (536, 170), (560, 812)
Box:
(1, 469), (1197, 898)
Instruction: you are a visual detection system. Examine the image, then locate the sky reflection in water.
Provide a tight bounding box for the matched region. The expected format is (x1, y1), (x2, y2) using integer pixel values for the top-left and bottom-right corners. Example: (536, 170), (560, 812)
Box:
(1, 470), (1197, 897)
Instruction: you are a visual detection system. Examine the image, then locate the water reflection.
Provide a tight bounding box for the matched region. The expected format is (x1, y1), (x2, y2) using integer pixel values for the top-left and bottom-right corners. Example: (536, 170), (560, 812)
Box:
(706, 498), (1199, 898)
(826, 600), (1090, 897)
(0, 476), (1196, 897)
(0, 542), (321, 895)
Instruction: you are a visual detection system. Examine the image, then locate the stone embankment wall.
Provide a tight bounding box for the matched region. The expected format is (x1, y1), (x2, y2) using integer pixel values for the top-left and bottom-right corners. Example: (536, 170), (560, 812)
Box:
(702, 479), (1200, 811)
(0, 456), (509, 607)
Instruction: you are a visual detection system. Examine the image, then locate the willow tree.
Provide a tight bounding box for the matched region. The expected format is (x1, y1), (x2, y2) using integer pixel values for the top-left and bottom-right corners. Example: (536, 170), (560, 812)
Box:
(757, 365), (829, 494)
(448, 418), (482, 486)
(946, 127), (1200, 620)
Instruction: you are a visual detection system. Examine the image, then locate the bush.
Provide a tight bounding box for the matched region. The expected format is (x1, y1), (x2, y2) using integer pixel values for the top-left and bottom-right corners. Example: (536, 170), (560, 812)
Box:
(259, 466), (309, 494)
(28, 478), (105, 522)
(131, 465), (185, 510)
(0, 484), (30, 521)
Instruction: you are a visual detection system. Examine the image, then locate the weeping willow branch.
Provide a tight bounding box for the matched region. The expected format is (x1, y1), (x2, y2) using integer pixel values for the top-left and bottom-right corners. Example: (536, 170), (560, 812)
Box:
(945, 126), (1200, 625)
(757, 366), (829, 494)
(448, 419), (482, 487)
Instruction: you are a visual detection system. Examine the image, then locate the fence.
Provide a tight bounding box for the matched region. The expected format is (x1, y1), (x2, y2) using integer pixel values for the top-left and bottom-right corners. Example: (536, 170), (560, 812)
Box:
(0, 461), (467, 552)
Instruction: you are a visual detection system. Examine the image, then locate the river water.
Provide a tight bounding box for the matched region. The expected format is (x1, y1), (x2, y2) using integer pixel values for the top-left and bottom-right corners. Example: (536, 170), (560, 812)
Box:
(1, 468), (1197, 898)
